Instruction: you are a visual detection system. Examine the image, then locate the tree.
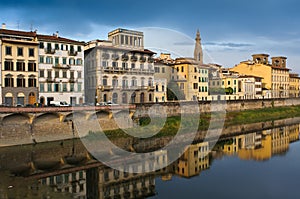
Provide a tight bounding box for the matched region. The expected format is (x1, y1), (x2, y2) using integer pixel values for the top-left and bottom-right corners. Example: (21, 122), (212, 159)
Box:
(225, 87), (233, 95)
(167, 81), (185, 100)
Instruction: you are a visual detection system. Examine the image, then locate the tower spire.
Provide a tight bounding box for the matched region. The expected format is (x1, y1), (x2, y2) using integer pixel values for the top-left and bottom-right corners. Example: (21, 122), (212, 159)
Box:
(194, 29), (203, 64)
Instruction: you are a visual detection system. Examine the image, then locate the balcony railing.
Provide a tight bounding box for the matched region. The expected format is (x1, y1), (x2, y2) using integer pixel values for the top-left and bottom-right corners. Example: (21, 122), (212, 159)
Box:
(68, 51), (78, 56)
(46, 77), (54, 82)
(52, 64), (71, 69)
(69, 78), (77, 83)
(44, 48), (56, 54)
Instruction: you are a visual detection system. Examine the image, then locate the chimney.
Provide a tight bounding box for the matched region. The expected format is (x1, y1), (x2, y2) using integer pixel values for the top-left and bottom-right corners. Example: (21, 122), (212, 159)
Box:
(55, 31), (59, 38)
(2, 23), (6, 29)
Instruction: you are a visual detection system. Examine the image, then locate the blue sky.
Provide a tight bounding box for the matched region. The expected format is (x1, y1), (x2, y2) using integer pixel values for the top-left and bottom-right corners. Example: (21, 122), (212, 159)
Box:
(1, 0), (300, 72)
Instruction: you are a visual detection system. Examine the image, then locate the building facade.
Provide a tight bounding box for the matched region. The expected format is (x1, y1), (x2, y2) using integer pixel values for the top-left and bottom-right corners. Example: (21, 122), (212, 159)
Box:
(84, 28), (156, 104)
(230, 54), (290, 98)
(289, 73), (300, 97)
(37, 33), (85, 105)
(0, 25), (39, 106)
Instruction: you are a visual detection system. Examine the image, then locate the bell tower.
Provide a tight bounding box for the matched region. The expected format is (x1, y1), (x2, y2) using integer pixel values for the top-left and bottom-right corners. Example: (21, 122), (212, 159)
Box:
(194, 29), (203, 64)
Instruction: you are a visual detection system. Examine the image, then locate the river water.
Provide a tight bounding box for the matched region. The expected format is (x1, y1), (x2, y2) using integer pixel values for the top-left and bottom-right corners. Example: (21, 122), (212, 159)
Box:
(0, 120), (299, 199)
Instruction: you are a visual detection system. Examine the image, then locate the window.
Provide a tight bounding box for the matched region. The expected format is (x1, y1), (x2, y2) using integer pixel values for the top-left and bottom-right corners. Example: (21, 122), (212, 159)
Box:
(181, 66), (184, 72)
(40, 83), (44, 92)
(70, 83), (74, 92)
(77, 71), (82, 79)
(131, 63), (135, 69)
(112, 61), (118, 68)
(47, 83), (52, 92)
(78, 83), (82, 92)
(180, 83), (184, 90)
(17, 76), (25, 87)
(140, 64), (144, 70)
(28, 62), (36, 71)
(78, 46), (82, 52)
(39, 56), (44, 63)
(122, 62), (128, 69)
(156, 84), (159, 92)
(39, 70), (44, 78)
(155, 67), (160, 73)
(46, 57), (53, 64)
(55, 44), (59, 50)
(162, 67), (165, 73)
(54, 83), (59, 92)
(112, 77), (118, 87)
(47, 70), (52, 78)
(70, 71), (74, 78)
(76, 59), (82, 65)
(63, 71), (67, 78)
(4, 76), (14, 87)
(228, 80), (230, 85)
(63, 57), (67, 65)
(63, 83), (67, 92)
(29, 48), (34, 57)
(55, 70), (59, 78)
(234, 80), (237, 85)
(55, 57), (59, 65)
(69, 58), (75, 65)
(5, 46), (12, 55)
(28, 78), (36, 87)
(102, 61), (108, 67)
(103, 77), (107, 86)
(162, 85), (165, 92)
(4, 61), (13, 71)
(61, 44), (64, 50)
(193, 83), (198, 89)
(17, 47), (23, 56)
(16, 62), (25, 71)
(39, 42), (44, 49)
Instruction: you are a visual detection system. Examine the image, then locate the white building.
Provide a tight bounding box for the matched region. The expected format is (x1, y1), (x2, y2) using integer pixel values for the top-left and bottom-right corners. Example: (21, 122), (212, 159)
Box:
(238, 75), (263, 99)
(84, 28), (156, 104)
(37, 33), (85, 105)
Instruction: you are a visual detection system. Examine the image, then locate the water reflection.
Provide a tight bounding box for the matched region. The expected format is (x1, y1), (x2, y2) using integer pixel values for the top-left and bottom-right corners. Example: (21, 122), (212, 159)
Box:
(0, 122), (299, 199)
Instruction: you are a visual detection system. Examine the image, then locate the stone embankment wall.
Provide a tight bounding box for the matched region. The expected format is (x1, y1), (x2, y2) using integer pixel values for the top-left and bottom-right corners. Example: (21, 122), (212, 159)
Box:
(0, 98), (300, 147)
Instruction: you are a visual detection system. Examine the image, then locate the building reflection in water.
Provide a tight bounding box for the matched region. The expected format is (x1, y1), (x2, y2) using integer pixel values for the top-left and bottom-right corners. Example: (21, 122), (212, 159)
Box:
(0, 123), (299, 199)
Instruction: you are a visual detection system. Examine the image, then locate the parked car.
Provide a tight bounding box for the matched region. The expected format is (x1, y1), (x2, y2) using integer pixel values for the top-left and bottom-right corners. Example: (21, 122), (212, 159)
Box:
(49, 101), (70, 107)
(15, 104), (24, 107)
(106, 101), (119, 106)
(25, 104), (35, 108)
(96, 102), (108, 106)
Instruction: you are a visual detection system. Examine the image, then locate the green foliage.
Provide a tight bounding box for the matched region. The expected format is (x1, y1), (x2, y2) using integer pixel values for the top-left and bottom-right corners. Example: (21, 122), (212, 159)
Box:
(225, 87), (233, 95)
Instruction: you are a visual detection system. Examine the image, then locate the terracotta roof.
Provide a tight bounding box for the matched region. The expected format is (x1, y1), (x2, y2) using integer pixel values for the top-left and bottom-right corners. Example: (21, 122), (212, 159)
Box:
(239, 75), (264, 79)
(0, 28), (36, 37)
(37, 34), (85, 45)
(91, 45), (155, 54)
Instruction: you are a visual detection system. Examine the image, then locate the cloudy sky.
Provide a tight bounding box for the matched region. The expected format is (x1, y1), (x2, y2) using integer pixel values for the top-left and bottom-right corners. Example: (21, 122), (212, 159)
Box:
(1, 0), (300, 72)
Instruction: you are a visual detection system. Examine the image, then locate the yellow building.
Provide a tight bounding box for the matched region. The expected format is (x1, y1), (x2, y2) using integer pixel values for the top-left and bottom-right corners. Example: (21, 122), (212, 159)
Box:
(173, 58), (209, 101)
(289, 73), (300, 97)
(174, 142), (210, 178)
(230, 54), (290, 98)
(0, 25), (39, 105)
(220, 69), (240, 100)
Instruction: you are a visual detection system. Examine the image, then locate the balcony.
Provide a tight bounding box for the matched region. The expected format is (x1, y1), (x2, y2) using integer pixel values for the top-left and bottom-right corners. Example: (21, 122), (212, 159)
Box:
(52, 64), (71, 69)
(101, 85), (112, 91)
(122, 54), (129, 61)
(131, 55), (138, 62)
(147, 86), (155, 91)
(68, 50), (78, 56)
(44, 48), (56, 54)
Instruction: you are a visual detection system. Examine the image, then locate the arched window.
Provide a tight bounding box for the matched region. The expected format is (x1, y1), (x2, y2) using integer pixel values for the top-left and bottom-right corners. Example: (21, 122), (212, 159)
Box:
(112, 76), (118, 88)
(131, 92), (136, 103)
(112, 93), (118, 104)
(149, 93), (152, 102)
(103, 94), (107, 102)
(122, 92), (127, 104)
(140, 93), (144, 103)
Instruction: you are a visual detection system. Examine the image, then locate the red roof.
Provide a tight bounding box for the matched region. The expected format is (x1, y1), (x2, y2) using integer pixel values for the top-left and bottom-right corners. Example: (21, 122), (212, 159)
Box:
(37, 34), (85, 45)
(0, 28), (37, 37)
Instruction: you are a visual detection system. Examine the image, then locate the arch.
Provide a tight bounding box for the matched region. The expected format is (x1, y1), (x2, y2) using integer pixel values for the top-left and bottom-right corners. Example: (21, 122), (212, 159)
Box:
(40, 96), (45, 105)
(140, 92), (145, 103)
(17, 92), (25, 105)
(148, 93), (152, 102)
(4, 92), (13, 106)
(28, 92), (36, 104)
(122, 92), (128, 104)
(2, 113), (29, 124)
(112, 93), (118, 104)
(131, 92), (136, 103)
(103, 94), (107, 102)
